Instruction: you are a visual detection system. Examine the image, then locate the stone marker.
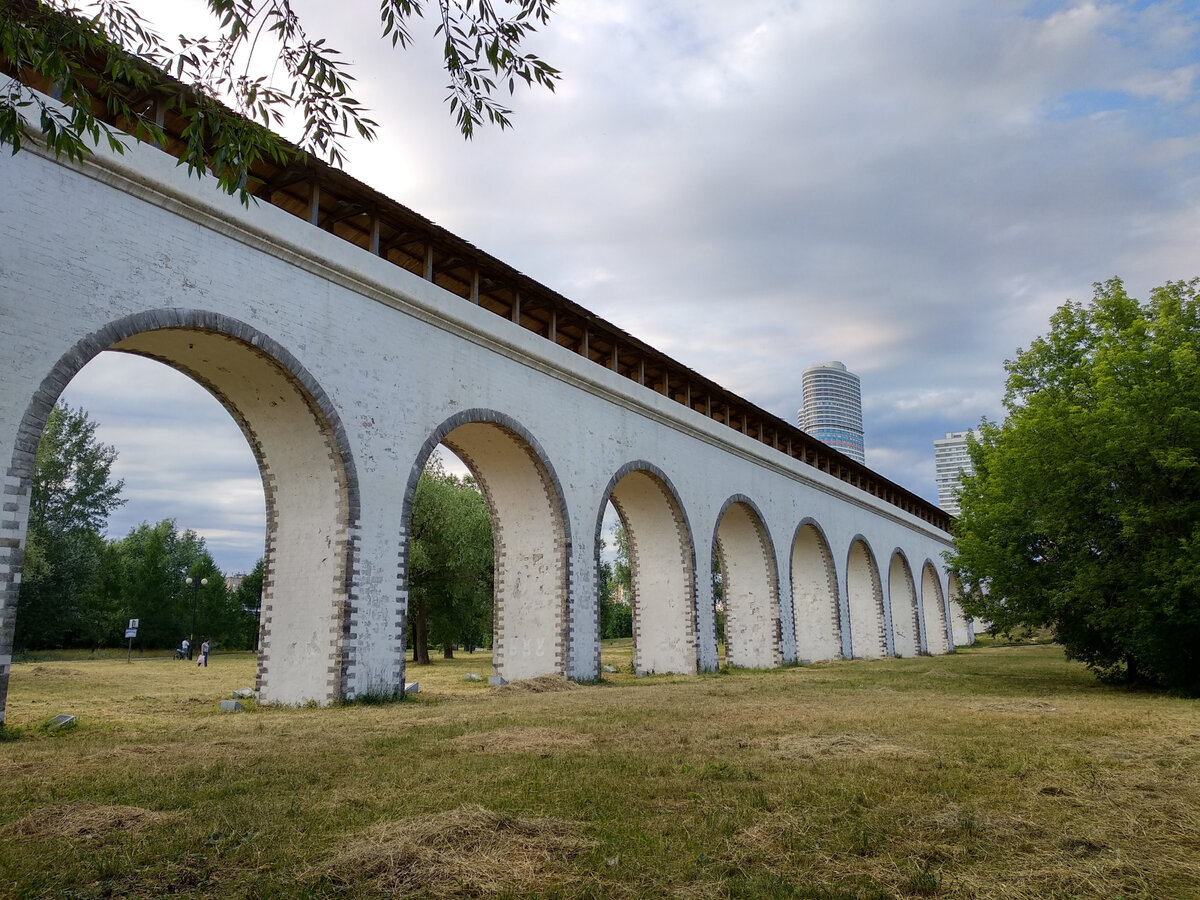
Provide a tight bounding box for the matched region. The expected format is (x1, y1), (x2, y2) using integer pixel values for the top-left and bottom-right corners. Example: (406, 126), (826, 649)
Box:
(48, 714), (77, 732)
(488, 675), (508, 686)
(464, 673), (483, 682)
(602, 664), (617, 673)
(219, 700), (243, 712)
(232, 688), (254, 699)
(404, 682), (419, 694)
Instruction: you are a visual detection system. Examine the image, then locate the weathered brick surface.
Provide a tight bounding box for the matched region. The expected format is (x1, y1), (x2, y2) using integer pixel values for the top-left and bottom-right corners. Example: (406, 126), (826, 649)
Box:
(0, 129), (967, 721)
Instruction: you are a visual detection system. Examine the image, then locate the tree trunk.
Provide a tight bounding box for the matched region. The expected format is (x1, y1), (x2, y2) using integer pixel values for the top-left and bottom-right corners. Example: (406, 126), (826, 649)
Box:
(443, 644), (454, 659)
(411, 597), (430, 665)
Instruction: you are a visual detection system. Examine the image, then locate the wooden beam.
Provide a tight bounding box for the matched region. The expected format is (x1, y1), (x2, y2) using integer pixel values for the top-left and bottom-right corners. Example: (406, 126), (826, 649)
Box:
(370, 215), (381, 256)
(582, 328), (589, 358)
(423, 243), (434, 281)
(309, 181), (321, 226)
(511, 291), (521, 324)
(549, 310), (557, 342)
(470, 270), (480, 304)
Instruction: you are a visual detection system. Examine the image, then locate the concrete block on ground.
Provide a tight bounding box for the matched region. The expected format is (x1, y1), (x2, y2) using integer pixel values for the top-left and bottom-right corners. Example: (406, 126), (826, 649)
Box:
(219, 700), (243, 712)
(488, 675), (508, 686)
(404, 682), (419, 694)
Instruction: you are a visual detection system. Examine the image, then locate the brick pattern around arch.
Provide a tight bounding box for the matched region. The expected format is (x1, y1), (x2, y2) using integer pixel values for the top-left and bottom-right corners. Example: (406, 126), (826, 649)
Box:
(847, 539), (887, 660)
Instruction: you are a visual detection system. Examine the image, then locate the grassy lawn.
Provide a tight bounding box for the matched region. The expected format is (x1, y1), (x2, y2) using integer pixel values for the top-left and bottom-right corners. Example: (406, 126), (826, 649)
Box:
(1, 639), (1197, 899)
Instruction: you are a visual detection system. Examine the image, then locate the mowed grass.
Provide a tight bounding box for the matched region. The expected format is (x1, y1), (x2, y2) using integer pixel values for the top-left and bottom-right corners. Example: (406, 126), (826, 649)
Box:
(1, 640), (1197, 899)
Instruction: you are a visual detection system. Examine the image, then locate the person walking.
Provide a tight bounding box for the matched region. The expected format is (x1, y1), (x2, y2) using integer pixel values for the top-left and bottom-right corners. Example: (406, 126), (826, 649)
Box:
(196, 639), (210, 668)
(180, 637), (190, 660)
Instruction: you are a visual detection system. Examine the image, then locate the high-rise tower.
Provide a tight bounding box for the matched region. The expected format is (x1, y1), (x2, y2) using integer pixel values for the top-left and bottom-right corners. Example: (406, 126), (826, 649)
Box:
(796, 361), (865, 464)
(933, 430), (976, 516)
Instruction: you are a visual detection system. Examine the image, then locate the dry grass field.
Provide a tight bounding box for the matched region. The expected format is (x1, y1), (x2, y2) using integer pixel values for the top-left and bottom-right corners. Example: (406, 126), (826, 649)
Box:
(1, 639), (1197, 899)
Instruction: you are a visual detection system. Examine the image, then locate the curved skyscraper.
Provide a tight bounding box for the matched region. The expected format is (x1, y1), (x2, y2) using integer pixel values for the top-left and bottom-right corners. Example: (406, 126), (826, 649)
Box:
(796, 361), (865, 463)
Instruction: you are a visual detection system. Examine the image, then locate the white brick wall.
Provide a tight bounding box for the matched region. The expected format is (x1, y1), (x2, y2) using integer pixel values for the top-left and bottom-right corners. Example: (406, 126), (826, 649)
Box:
(0, 127), (967, 719)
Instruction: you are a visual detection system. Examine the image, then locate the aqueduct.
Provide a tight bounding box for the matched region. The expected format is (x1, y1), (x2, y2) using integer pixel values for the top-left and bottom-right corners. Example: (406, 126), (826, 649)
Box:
(0, 79), (972, 721)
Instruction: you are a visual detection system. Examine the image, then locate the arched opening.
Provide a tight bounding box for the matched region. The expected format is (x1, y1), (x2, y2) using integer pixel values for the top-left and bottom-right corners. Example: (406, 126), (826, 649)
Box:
(888, 551), (919, 657)
(599, 465), (695, 676)
(920, 562), (949, 654)
(0, 315), (355, 718)
(713, 498), (780, 669)
(846, 538), (885, 659)
(405, 414), (569, 684)
(405, 446), (494, 667)
(947, 573), (973, 647)
(790, 522), (841, 662)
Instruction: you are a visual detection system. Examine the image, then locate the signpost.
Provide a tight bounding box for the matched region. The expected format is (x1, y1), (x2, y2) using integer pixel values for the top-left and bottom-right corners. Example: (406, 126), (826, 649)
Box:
(125, 618), (139, 663)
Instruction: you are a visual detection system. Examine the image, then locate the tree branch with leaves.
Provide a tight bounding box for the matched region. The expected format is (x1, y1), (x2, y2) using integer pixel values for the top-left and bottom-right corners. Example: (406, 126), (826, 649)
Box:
(1, 0), (559, 199)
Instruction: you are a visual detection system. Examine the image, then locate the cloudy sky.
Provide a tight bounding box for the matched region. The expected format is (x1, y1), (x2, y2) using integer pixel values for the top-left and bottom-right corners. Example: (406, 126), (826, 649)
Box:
(60, 0), (1200, 574)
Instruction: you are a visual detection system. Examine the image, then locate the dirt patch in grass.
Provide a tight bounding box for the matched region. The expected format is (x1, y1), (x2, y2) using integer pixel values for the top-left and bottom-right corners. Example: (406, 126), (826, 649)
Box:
(922, 667), (965, 678)
(304, 803), (593, 896)
(3, 802), (172, 840)
(768, 732), (927, 760)
(29, 666), (85, 677)
(971, 699), (1059, 714)
(449, 726), (593, 754)
(491, 674), (579, 694)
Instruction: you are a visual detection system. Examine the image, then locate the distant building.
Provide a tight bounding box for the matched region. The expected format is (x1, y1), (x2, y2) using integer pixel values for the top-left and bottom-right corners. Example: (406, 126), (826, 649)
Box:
(796, 361), (865, 464)
(934, 430), (977, 516)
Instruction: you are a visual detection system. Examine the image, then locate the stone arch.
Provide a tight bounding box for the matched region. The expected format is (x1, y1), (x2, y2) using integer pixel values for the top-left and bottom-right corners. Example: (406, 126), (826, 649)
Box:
(0, 310), (358, 717)
(595, 462), (696, 676)
(712, 495), (780, 669)
(790, 520), (841, 662)
(920, 561), (949, 654)
(947, 572), (972, 647)
(404, 410), (571, 684)
(845, 537), (886, 659)
(888, 551), (920, 657)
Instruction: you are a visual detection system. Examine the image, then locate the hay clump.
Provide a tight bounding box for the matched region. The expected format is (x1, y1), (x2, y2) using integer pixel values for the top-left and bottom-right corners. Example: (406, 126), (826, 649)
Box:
(770, 732), (926, 760)
(491, 674), (579, 694)
(449, 726), (593, 754)
(305, 803), (592, 896)
(3, 802), (171, 840)
(30, 665), (84, 677)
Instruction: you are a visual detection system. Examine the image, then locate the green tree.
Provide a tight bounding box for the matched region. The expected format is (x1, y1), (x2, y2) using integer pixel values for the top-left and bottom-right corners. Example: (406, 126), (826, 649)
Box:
(231, 557), (265, 650)
(950, 278), (1200, 692)
(1, 0), (559, 200)
(100, 519), (245, 650)
(597, 546), (632, 640)
(408, 458), (494, 664)
(14, 402), (124, 650)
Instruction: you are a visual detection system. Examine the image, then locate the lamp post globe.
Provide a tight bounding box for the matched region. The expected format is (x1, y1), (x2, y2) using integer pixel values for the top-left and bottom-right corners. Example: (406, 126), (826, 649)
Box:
(186, 576), (208, 660)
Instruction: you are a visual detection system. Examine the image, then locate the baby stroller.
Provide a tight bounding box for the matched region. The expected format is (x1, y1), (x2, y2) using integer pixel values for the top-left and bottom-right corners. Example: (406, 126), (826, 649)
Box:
(174, 645), (187, 660)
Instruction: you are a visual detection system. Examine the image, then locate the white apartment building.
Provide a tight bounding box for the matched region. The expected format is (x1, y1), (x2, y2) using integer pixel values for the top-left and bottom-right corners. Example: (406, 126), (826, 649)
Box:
(934, 430), (977, 516)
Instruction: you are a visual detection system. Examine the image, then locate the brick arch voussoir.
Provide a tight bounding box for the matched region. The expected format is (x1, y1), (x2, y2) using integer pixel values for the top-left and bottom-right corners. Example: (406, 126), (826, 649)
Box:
(920, 558), (948, 653)
(789, 517), (842, 651)
(595, 460), (698, 674)
(711, 493), (782, 662)
(6, 308), (361, 700)
(845, 534), (886, 657)
(888, 548), (919, 653)
(400, 409), (573, 674)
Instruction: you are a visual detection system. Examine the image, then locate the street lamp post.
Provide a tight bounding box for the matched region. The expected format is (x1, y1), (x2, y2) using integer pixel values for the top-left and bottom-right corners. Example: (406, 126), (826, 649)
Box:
(185, 575), (208, 660)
